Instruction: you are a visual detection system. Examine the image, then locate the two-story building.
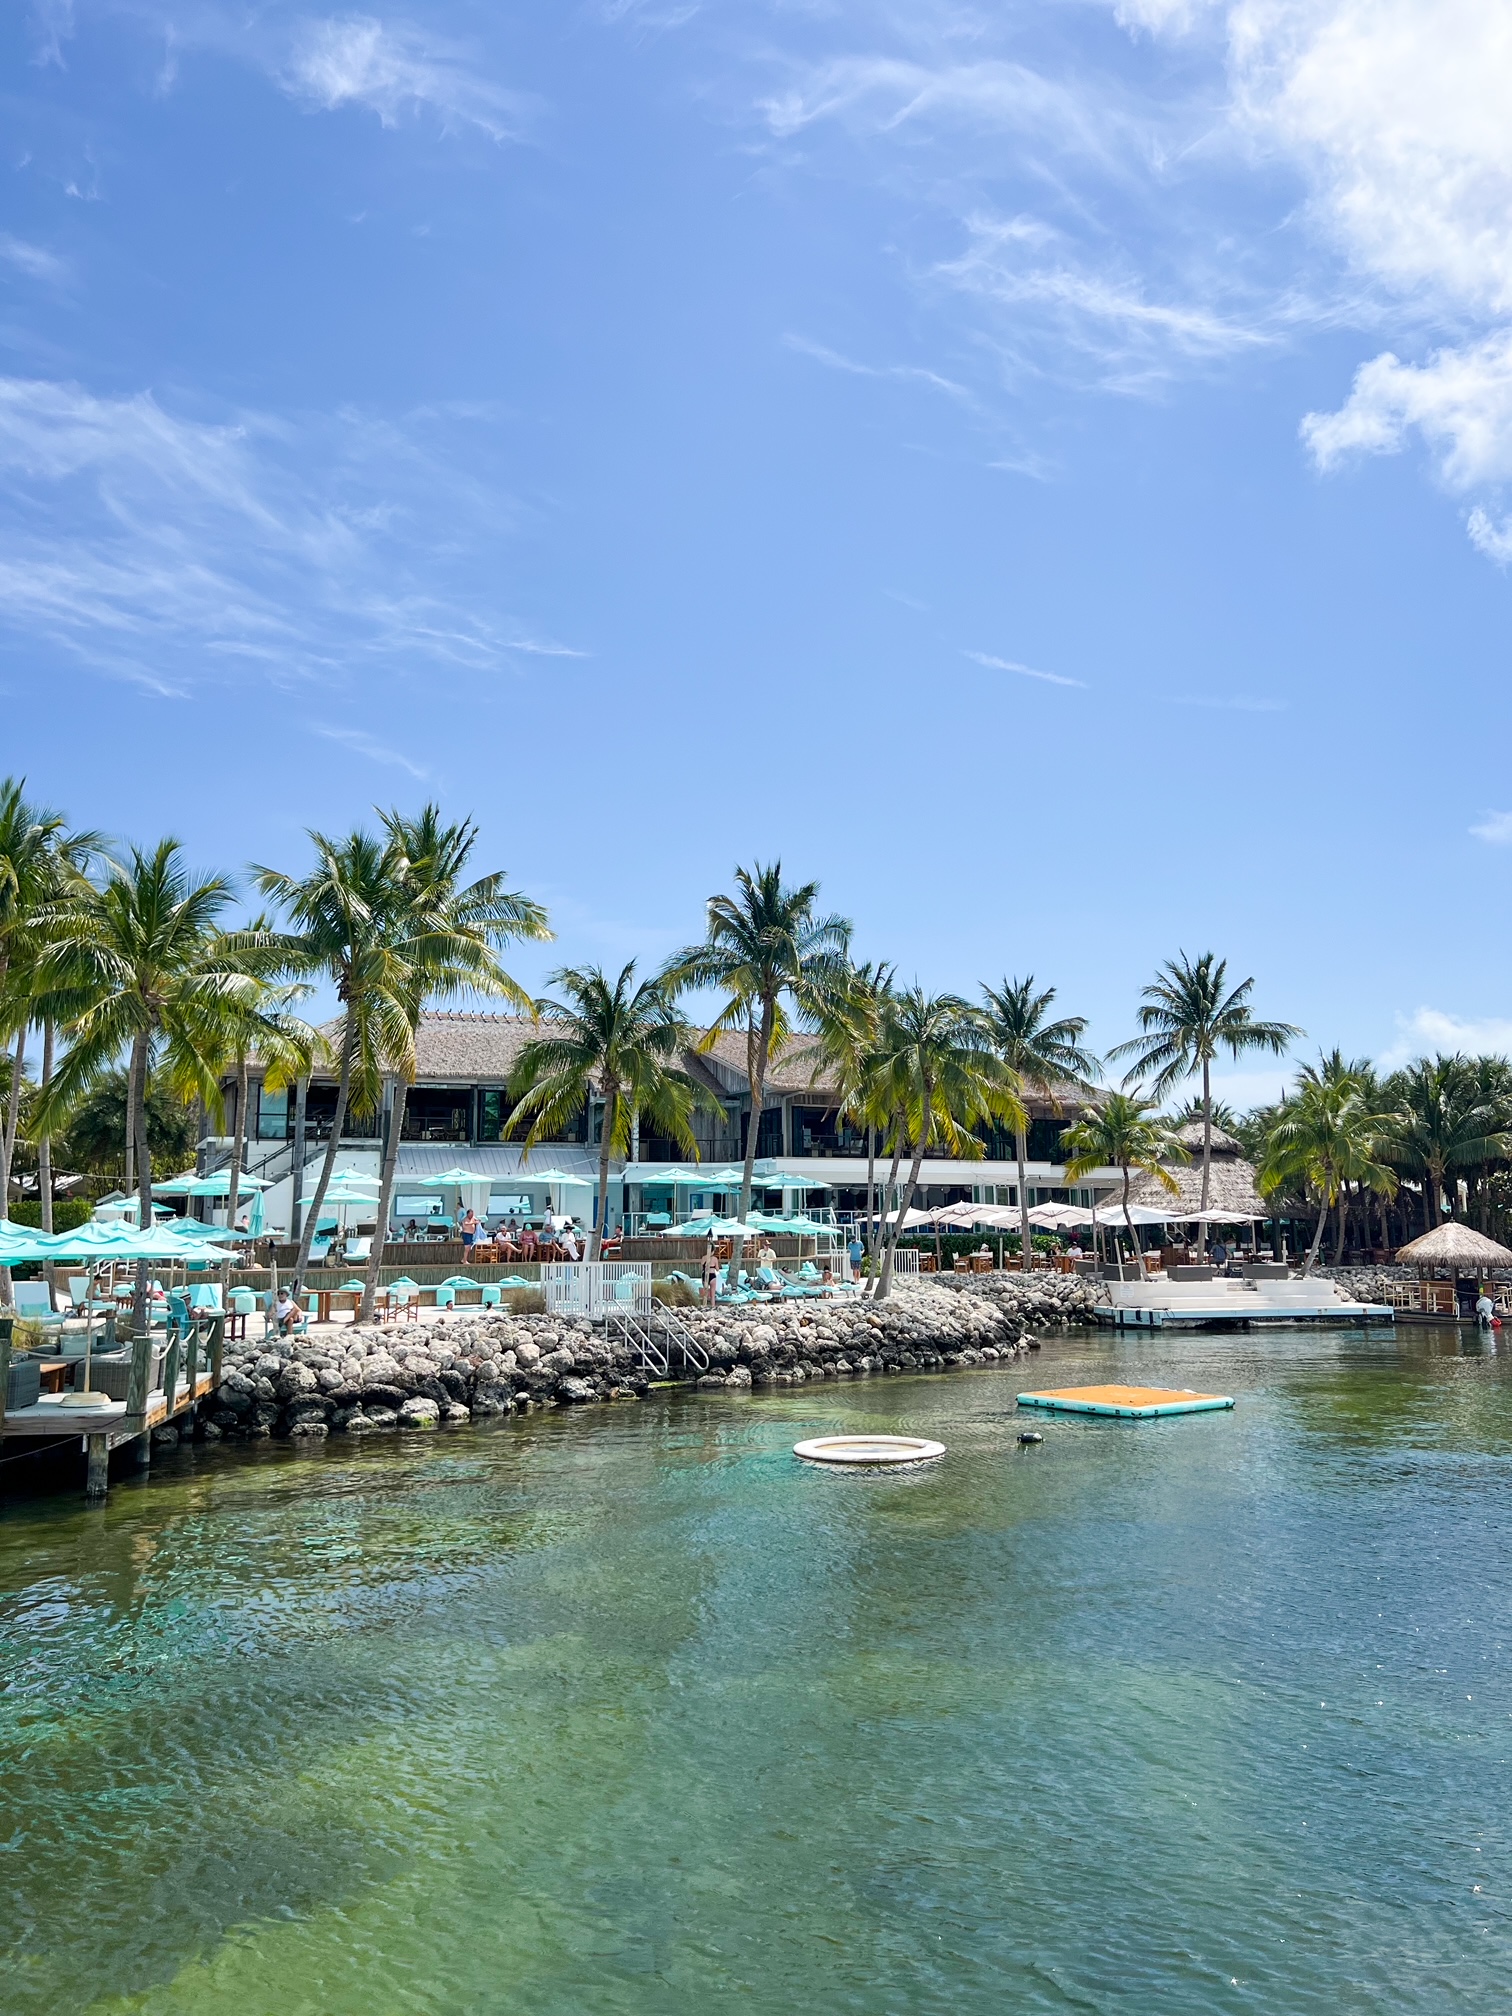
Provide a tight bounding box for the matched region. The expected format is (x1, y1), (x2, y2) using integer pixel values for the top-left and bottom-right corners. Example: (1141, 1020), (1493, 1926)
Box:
(216, 1011), (1109, 1237)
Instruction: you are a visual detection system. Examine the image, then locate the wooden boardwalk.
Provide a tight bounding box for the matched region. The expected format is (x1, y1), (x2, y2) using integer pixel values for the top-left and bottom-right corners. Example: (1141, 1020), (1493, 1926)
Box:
(1, 1315), (224, 1498)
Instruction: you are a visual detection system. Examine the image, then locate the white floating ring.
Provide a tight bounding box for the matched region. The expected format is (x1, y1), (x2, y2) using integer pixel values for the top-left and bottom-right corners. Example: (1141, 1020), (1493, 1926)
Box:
(793, 1434), (946, 1466)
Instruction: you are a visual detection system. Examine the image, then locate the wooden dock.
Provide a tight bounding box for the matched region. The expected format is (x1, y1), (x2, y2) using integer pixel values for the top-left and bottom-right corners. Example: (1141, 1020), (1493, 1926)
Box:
(0, 1314), (224, 1499)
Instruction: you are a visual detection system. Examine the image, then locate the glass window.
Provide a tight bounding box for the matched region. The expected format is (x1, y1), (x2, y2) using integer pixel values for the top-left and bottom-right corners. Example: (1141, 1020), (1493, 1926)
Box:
(256, 1085), (289, 1140)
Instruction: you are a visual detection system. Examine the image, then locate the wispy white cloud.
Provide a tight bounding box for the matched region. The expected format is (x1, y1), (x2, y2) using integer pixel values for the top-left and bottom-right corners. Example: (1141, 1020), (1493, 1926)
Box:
(0, 235), (70, 285)
(312, 723), (431, 778)
(280, 15), (533, 138)
(0, 374), (578, 692)
(1378, 1005), (1512, 1068)
(937, 213), (1273, 387)
(756, 53), (1128, 167)
(784, 333), (972, 402)
(965, 649), (1084, 688)
(1470, 809), (1512, 843)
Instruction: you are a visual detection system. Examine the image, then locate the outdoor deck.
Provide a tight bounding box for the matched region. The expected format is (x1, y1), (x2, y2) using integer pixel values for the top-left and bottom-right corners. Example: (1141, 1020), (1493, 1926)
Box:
(1, 1315), (224, 1499)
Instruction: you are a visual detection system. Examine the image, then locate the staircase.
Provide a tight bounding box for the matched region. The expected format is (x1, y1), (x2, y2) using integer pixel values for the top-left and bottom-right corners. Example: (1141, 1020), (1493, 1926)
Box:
(604, 1302), (710, 1380)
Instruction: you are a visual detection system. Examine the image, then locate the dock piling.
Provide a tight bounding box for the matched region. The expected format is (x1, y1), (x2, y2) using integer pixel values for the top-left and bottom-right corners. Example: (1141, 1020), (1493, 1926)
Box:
(86, 1435), (108, 1499)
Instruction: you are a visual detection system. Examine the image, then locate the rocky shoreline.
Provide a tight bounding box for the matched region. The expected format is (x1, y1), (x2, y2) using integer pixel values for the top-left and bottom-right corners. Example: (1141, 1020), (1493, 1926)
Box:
(177, 1275), (1103, 1445)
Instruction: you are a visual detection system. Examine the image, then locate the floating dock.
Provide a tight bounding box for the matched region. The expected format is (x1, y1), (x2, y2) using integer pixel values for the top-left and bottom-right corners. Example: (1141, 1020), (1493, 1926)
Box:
(1016, 1384), (1234, 1419)
(1091, 1299), (1393, 1329)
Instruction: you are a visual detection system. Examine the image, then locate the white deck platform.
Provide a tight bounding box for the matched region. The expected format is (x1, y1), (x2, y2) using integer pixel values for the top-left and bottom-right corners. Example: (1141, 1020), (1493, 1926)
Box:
(1092, 1274), (1395, 1329)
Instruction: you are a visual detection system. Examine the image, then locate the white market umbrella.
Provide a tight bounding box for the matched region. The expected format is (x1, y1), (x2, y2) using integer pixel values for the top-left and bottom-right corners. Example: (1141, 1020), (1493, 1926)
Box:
(1093, 1204), (1181, 1227)
(1027, 1202), (1099, 1229)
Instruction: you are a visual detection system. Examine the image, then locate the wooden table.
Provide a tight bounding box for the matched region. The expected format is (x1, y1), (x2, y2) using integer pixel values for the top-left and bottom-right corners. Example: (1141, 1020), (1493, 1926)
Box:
(37, 1358), (74, 1394)
(315, 1289), (364, 1325)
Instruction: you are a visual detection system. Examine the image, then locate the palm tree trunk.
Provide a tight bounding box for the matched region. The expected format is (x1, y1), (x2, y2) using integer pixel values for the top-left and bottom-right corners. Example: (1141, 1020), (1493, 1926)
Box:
(869, 1124), (904, 1297)
(36, 1018), (55, 1296)
(1302, 1188), (1329, 1275)
(1016, 1124), (1031, 1276)
(877, 1091), (931, 1302)
(1123, 1166), (1139, 1268)
(1427, 1162), (1442, 1228)
(589, 1085), (616, 1262)
(1200, 1057), (1212, 1213)
(1333, 1187), (1347, 1264)
(227, 1054), (248, 1237)
(731, 1001), (774, 1296)
(863, 1124), (877, 1265)
(1, 1021), (27, 1218)
(130, 1031), (152, 1335)
(361, 1073), (407, 1322)
(292, 1015), (356, 1292)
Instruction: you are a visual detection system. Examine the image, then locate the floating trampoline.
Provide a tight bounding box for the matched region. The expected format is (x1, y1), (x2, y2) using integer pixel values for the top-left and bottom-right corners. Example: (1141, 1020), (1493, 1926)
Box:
(793, 1434), (946, 1466)
(1015, 1384), (1234, 1420)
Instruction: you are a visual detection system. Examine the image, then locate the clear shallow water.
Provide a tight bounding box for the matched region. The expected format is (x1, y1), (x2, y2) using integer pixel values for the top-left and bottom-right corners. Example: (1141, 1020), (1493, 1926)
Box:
(2, 1322), (1510, 2014)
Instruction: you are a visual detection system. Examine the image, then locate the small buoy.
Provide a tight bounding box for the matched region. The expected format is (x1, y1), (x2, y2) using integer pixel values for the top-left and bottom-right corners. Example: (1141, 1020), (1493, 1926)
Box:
(793, 1434), (945, 1466)
(1018, 1430), (1043, 1444)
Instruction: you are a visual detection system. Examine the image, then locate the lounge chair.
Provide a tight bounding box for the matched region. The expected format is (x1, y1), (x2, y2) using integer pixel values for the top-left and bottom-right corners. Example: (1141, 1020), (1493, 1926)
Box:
(345, 1236), (372, 1263)
(189, 1284), (224, 1313)
(12, 1282), (65, 1332)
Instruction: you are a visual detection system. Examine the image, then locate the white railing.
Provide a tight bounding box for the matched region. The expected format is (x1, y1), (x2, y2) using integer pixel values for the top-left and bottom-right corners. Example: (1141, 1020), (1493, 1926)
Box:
(890, 1248), (920, 1275)
(539, 1261), (652, 1318)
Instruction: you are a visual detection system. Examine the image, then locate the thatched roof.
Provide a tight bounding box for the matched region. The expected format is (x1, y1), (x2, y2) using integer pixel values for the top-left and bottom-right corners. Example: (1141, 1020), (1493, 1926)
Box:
(1394, 1222), (1512, 1268)
(1118, 1140), (1267, 1221)
(1173, 1120), (1244, 1156)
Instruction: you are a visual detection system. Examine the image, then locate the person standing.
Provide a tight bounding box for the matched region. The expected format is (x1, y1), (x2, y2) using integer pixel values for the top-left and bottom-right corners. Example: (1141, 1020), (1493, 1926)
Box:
(701, 1239), (720, 1308)
(459, 1208), (478, 1252)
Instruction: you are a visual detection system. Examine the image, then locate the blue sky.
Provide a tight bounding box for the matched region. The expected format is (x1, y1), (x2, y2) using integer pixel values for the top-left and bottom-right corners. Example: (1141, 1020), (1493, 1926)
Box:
(5, 0), (1512, 1106)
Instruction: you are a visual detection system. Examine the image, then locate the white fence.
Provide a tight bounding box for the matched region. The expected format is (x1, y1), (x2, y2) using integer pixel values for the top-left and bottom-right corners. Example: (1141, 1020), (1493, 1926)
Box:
(539, 1261), (652, 1319)
(890, 1248), (920, 1275)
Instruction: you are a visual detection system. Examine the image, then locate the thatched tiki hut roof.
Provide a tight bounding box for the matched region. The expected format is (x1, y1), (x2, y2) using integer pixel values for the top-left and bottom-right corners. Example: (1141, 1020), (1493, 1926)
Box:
(1118, 1122), (1267, 1222)
(1393, 1222), (1512, 1270)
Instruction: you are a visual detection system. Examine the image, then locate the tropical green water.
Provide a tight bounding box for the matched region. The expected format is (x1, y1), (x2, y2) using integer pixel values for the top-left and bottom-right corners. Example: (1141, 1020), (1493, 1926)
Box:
(2, 1322), (1510, 2014)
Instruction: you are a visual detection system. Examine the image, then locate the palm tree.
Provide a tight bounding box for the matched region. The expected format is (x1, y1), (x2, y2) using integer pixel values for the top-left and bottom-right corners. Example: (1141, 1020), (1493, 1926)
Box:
(254, 828), (417, 1291)
(981, 976), (1098, 1275)
(1110, 952), (1300, 1213)
(1061, 1092), (1187, 1265)
(194, 925), (322, 1251)
(666, 862), (851, 1286)
(811, 959), (895, 1271)
(36, 842), (239, 1331)
(872, 989), (1022, 1301)
(357, 807), (547, 1320)
(1259, 1065), (1398, 1274)
(0, 781), (99, 1236)
(1384, 1055), (1511, 1232)
(507, 963), (706, 1259)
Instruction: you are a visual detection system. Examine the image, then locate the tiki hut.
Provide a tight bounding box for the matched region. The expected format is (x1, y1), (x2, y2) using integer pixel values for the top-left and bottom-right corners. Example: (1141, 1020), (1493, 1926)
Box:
(1393, 1223), (1512, 1271)
(1118, 1122), (1267, 1223)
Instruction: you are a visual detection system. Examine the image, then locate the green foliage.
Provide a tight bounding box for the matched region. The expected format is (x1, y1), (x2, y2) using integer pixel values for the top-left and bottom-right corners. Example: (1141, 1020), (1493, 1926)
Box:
(8, 1316), (48, 1352)
(9, 1196), (93, 1231)
(50, 1068), (196, 1179)
(651, 1276), (698, 1307)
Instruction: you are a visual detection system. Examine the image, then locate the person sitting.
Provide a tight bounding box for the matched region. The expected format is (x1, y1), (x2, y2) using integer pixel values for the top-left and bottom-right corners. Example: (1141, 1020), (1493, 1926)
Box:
(274, 1286), (305, 1336)
(494, 1226), (520, 1260)
(519, 1224), (539, 1259)
(559, 1221), (580, 1261)
(404, 1218), (420, 1242)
